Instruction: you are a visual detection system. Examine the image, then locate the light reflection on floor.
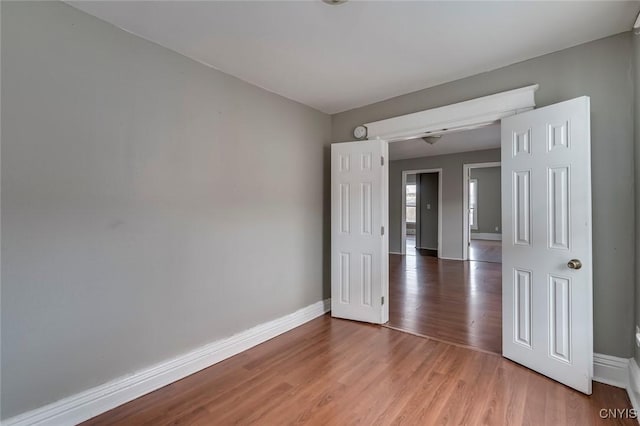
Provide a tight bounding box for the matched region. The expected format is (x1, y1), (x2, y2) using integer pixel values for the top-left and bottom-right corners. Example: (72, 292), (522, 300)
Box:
(405, 234), (417, 255)
(388, 237), (502, 354)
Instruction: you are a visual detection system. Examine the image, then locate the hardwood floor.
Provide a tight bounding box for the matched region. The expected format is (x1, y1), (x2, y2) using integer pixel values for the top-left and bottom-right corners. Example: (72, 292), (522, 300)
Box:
(405, 234), (438, 257)
(469, 239), (502, 263)
(405, 234), (417, 255)
(83, 315), (633, 425)
(388, 252), (502, 354)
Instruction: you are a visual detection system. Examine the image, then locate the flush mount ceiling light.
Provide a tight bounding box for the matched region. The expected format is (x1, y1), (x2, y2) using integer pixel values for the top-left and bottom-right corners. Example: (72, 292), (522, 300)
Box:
(322, 0), (348, 5)
(422, 135), (442, 145)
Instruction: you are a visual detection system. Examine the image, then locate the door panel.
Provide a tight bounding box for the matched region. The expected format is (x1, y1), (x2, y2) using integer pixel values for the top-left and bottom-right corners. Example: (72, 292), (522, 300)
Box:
(331, 140), (388, 324)
(514, 268), (532, 348)
(513, 170), (531, 245)
(501, 97), (592, 394)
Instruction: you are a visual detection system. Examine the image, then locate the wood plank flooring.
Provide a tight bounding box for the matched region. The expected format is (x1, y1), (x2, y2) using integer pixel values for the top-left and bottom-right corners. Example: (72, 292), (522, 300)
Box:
(388, 253), (502, 354)
(83, 315), (633, 425)
(469, 240), (502, 263)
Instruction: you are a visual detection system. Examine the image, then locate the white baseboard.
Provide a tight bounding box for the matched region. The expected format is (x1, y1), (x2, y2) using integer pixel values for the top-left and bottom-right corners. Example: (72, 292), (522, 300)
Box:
(416, 246), (437, 251)
(439, 256), (464, 261)
(593, 353), (630, 388)
(471, 233), (502, 241)
(3, 299), (331, 426)
(592, 353), (640, 417)
(627, 358), (640, 414)
(389, 251), (403, 255)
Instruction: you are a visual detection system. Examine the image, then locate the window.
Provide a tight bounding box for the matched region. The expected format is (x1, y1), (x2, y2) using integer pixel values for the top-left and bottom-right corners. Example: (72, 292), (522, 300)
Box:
(406, 184), (417, 223)
(469, 179), (478, 230)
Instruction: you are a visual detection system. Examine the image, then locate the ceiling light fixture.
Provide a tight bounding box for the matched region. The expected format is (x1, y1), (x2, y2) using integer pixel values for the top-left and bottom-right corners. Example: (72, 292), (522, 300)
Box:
(422, 136), (442, 145)
(322, 0), (348, 5)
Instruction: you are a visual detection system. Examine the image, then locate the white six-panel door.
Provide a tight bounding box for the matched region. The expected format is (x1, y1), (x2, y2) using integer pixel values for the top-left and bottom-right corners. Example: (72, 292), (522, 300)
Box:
(501, 97), (593, 394)
(331, 140), (388, 324)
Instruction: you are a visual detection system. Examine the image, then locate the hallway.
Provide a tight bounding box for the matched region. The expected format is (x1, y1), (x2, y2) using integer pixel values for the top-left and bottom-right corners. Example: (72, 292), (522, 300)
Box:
(387, 252), (502, 354)
(469, 239), (502, 263)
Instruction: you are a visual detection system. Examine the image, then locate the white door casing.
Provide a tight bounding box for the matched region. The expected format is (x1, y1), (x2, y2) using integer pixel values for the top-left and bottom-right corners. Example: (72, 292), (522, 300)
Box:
(501, 97), (593, 394)
(331, 140), (389, 324)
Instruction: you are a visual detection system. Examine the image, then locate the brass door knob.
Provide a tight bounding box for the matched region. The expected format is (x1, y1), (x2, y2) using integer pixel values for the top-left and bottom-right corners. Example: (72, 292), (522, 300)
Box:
(567, 259), (582, 270)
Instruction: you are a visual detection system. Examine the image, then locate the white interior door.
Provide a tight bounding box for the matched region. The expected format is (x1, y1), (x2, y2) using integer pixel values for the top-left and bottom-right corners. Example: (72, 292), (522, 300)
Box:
(501, 97), (593, 394)
(331, 140), (388, 324)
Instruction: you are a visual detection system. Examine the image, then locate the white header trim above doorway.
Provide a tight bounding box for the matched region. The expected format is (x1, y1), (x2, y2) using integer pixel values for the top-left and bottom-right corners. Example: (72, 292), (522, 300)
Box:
(364, 85), (538, 142)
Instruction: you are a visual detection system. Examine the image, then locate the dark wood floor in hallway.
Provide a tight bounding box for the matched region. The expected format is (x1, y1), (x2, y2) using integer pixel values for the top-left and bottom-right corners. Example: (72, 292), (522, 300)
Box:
(469, 239), (502, 263)
(388, 252), (502, 354)
(83, 315), (633, 425)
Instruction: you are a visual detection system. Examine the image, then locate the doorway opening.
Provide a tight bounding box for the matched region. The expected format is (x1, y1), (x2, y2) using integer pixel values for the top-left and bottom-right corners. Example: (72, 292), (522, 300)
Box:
(401, 170), (441, 257)
(463, 162), (502, 263)
(404, 178), (417, 254)
(331, 87), (594, 393)
(387, 125), (503, 354)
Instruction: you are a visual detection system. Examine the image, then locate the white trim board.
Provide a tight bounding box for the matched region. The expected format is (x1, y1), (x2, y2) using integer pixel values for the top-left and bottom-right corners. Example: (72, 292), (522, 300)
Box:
(593, 353), (630, 389)
(3, 299), (331, 426)
(471, 233), (502, 241)
(592, 353), (640, 416)
(365, 85), (538, 142)
(627, 358), (640, 414)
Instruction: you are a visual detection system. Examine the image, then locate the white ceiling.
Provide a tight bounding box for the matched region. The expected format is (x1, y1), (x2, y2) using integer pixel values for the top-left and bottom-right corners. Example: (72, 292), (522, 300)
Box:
(389, 123), (501, 160)
(67, 1), (640, 114)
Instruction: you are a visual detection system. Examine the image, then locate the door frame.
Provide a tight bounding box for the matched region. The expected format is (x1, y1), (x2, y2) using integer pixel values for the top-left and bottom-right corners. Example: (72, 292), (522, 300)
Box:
(401, 169), (442, 256)
(462, 161), (502, 260)
(359, 85), (537, 323)
(332, 87), (595, 393)
(365, 85), (537, 260)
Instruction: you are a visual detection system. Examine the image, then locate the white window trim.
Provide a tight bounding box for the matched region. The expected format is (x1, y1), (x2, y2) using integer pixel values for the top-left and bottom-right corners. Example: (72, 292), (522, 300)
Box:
(406, 183), (417, 224)
(406, 184), (417, 207)
(462, 161), (501, 260)
(469, 178), (478, 231)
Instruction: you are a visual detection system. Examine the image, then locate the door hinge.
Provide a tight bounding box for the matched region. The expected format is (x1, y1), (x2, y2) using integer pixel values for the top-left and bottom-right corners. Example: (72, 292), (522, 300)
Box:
(381, 296), (385, 305)
(381, 226), (385, 236)
(381, 156), (384, 166)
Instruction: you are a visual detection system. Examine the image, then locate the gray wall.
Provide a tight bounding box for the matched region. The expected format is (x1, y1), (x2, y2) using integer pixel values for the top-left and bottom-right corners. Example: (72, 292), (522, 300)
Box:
(1, 1), (330, 419)
(389, 149), (501, 256)
(634, 28), (640, 365)
(333, 32), (635, 358)
(418, 173), (439, 249)
(470, 167), (501, 235)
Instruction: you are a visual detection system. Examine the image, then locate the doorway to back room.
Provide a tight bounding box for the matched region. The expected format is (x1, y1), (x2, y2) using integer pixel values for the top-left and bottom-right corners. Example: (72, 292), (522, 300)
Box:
(388, 125), (502, 354)
(465, 163), (502, 264)
(404, 173), (439, 257)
